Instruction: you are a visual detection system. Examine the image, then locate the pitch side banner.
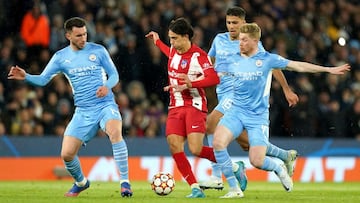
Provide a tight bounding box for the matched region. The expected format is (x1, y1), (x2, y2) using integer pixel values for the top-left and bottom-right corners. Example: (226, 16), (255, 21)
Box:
(0, 156), (359, 182)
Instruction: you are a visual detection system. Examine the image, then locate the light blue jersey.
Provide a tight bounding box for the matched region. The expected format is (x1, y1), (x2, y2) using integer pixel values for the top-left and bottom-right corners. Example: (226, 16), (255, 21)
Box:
(24, 42), (121, 142)
(25, 42), (118, 108)
(208, 32), (265, 112)
(219, 51), (289, 146)
(230, 51), (289, 115)
(208, 32), (241, 97)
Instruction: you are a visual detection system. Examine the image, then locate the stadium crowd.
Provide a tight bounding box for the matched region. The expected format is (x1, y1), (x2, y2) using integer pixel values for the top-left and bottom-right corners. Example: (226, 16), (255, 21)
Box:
(0, 0), (360, 139)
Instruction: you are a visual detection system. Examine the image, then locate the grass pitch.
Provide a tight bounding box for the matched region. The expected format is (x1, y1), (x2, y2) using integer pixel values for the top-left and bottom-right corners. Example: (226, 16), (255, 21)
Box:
(0, 181), (359, 203)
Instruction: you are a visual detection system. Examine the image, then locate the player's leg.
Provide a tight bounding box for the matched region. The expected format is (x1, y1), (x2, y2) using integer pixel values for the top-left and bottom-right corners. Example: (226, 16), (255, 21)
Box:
(61, 110), (93, 197)
(236, 130), (298, 176)
(166, 107), (205, 198)
(167, 134), (205, 198)
(235, 131), (249, 151)
(213, 124), (244, 198)
(101, 104), (132, 197)
(201, 109), (224, 189)
(61, 135), (89, 197)
(249, 144), (293, 191)
(266, 143), (298, 177)
(233, 131), (249, 191)
(247, 119), (293, 192)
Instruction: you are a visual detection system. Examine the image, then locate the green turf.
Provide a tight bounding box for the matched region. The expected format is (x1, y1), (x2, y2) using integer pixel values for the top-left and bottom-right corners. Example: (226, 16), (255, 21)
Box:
(0, 181), (359, 203)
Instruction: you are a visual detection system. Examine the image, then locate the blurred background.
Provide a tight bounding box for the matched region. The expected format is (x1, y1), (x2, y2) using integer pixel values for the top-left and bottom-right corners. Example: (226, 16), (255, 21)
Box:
(0, 0), (360, 140)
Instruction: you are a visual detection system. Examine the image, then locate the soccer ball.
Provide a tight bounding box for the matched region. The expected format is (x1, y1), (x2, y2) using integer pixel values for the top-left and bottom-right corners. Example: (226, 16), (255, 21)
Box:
(151, 172), (175, 196)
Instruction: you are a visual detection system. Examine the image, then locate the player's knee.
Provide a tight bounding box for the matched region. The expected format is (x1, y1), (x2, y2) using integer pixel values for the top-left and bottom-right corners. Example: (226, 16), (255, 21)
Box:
(249, 156), (264, 169)
(107, 127), (123, 143)
(61, 152), (74, 162)
(212, 139), (226, 150)
(188, 145), (202, 156)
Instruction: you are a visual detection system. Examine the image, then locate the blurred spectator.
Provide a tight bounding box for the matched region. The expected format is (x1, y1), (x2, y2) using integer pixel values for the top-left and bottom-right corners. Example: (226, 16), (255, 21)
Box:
(126, 80), (147, 108)
(0, 121), (5, 136)
(20, 1), (50, 61)
(0, 82), (5, 114)
(49, 14), (67, 53)
(346, 98), (360, 140)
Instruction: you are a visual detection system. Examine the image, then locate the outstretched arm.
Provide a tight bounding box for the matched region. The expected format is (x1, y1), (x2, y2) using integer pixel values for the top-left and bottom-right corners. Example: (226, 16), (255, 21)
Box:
(272, 69), (299, 107)
(145, 31), (170, 57)
(8, 65), (26, 80)
(286, 61), (351, 74)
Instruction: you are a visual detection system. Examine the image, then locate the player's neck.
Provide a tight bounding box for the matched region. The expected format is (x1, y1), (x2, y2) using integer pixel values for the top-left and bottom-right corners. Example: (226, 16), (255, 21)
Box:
(242, 47), (258, 58)
(177, 41), (191, 54)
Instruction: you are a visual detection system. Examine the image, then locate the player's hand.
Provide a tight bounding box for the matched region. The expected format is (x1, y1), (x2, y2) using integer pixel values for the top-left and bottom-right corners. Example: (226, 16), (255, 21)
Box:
(163, 84), (188, 92)
(96, 86), (109, 98)
(177, 73), (192, 88)
(328, 64), (351, 75)
(284, 89), (299, 107)
(145, 31), (160, 45)
(8, 65), (26, 80)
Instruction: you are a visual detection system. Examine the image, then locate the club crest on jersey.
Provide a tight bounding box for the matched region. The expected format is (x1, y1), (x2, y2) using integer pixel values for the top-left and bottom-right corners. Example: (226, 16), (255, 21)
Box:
(89, 54), (96, 61)
(181, 59), (188, 69)
(255, 59), (263, 67)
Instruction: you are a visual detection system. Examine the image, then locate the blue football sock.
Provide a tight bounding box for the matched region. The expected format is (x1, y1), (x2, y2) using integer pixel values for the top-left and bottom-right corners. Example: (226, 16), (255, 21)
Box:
(64, 155), (84, 182)
(266, 143), (288, 162)
(112, 140), (129, 181)
(207, 134), (222, 179)
(214, 149), (238, 189)
(261, 156), (282, 174)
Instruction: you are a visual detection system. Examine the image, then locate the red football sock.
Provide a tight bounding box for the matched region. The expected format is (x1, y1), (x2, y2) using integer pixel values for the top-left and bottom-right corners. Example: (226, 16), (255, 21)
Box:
(172, 152), (197, 186)
(199, 146), (216, 162)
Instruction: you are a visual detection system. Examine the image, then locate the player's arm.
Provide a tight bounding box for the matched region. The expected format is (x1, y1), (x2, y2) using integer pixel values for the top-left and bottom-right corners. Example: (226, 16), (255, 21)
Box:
(286, 61), (351, 74)
(145, 31), (170, 57)
(168, 69), (219, 92)
(272, 69), (299, 107)
(97, 46), (120, 97)
(8, 55), (59, 86)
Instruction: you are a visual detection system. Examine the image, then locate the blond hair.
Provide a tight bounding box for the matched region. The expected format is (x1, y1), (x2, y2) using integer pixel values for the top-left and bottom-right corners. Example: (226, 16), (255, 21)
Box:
(239, 23), (261, 40)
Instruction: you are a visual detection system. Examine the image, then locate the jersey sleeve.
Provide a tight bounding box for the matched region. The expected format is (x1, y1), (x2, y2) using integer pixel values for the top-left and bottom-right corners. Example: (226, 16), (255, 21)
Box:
(155, 39), (170, 57)
(208, 36), (217, 57)
(269, 53), (290, 69)
(25, 53), (61, 86)
(99, 46), (119, 89)
(190, 55), (219, 88)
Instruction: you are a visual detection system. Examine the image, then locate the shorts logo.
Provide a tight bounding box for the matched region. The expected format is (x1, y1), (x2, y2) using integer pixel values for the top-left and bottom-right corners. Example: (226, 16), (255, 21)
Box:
(191, 125), (199, 129)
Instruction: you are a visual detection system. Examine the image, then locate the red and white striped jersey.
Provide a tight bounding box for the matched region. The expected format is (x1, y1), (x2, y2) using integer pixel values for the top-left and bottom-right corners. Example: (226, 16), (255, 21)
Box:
(155, 40), (218, 112)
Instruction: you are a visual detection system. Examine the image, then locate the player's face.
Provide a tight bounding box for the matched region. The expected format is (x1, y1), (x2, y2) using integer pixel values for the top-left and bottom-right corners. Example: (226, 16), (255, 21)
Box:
(66, 26), (87, 50)
(168, 30), (190, 54)
(226, 15), (245, 40)
(239, 33), (258, 56)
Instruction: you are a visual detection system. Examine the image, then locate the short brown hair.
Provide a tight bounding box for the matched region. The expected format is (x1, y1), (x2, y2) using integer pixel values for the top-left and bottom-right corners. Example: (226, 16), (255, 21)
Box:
(64, 17), (86, 32)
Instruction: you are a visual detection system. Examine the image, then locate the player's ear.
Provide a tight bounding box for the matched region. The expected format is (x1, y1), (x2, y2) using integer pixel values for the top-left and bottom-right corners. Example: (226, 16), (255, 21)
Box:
(65, 32), (71, 41)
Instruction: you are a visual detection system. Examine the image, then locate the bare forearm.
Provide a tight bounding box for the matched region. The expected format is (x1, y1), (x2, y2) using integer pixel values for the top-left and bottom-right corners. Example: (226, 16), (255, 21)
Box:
(287, 61), (330, 73)
(272, 69), (290, 91)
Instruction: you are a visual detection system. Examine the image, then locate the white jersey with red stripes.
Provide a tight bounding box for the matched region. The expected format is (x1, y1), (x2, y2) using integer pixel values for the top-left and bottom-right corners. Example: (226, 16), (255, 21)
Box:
(167, 44), (212, 112)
